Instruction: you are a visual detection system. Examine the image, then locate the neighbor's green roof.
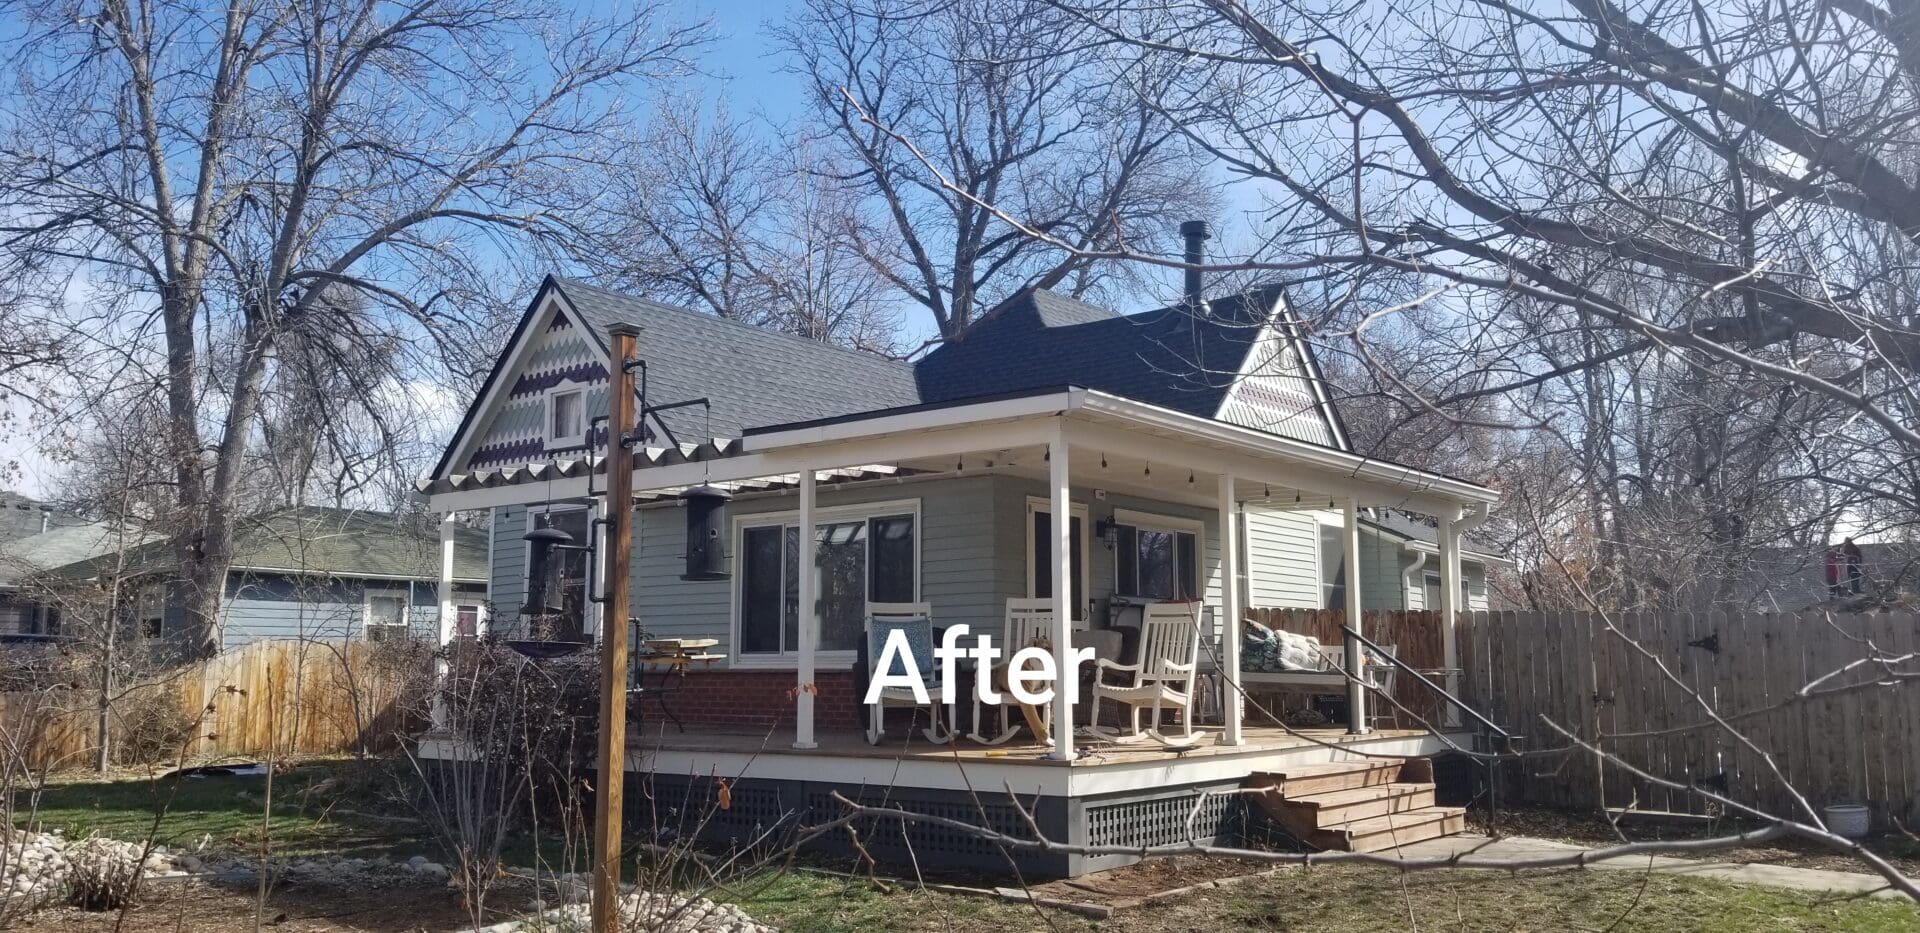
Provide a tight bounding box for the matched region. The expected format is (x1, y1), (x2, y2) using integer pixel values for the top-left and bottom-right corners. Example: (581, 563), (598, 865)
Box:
(20, 507), (488, 584)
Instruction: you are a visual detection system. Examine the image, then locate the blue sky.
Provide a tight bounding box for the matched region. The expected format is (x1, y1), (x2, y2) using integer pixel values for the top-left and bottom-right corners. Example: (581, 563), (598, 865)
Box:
(688, 0), (807, 124)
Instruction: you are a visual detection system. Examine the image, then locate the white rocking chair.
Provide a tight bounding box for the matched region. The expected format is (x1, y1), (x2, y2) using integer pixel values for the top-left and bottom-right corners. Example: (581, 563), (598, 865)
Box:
(863, 602), (954, 746)
(968, 598), (1057, 746)
(1089, 601), (1206, 747)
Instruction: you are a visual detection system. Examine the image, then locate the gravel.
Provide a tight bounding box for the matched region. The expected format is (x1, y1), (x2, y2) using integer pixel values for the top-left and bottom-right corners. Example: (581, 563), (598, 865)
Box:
(473, 887), (773, 933)
(1, 827), (176, 910)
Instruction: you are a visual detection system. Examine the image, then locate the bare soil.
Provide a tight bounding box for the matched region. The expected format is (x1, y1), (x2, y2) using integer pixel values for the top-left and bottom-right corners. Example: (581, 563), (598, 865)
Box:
(10, 876), (531, 933)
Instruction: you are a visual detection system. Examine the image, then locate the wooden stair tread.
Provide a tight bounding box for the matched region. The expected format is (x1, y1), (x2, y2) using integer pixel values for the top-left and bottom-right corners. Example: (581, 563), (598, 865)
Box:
(1321, 806), (1465, 836)
(1287, 783), (1430, 808)
(1264, 760), (1403, 778)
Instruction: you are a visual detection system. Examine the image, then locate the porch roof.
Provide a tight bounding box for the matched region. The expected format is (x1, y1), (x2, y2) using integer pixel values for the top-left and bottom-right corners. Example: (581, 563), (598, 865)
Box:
(417, 386), (1497, 516)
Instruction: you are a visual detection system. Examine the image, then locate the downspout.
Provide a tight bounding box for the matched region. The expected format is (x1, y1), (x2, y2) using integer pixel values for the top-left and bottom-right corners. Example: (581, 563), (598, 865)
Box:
(1400, 548), (1428, 610)
(1455, 501), (1491, 537)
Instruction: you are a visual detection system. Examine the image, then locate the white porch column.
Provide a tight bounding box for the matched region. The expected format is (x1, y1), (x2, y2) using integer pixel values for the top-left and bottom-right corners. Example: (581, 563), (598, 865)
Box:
(1342, 499), (1367, 734)
(1217, 474), (1243, 745)
(1437, 511), (1464, 728)
(795, 469), (819, 749)
(432, 513), (458, 730)
(1046, 430), (1076, 761)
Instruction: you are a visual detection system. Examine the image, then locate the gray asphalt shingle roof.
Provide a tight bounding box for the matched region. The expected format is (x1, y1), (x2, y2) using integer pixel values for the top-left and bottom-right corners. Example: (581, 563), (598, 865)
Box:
(3, 508), (487, 585)
(552, 278), (922, 440)
(0, 522), (160, 587)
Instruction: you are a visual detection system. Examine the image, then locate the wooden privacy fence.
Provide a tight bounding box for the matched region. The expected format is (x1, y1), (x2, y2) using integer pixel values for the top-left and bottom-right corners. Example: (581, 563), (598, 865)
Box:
(0, 639), (430, 772)
(1244, 608), (1448, 722)
(1460, 610), (1920, 829)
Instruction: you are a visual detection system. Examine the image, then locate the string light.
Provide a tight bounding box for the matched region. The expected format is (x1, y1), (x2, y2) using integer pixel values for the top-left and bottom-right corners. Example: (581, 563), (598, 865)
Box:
(1187, 469), (1195, 485)
(1144, 461), (1152, 478)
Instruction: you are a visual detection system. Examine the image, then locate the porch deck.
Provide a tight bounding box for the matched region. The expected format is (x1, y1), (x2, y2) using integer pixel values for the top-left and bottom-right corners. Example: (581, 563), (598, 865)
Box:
(621, 722), (1458, 799)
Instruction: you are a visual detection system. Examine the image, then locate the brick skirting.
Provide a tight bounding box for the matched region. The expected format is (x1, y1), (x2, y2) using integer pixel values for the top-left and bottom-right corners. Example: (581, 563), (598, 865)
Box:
(636, 669), (860, 733)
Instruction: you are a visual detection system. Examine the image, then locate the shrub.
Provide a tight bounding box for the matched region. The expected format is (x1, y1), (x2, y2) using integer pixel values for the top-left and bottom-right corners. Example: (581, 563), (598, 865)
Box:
(64, 837), (142, 911)
(112, 697), (197, 765)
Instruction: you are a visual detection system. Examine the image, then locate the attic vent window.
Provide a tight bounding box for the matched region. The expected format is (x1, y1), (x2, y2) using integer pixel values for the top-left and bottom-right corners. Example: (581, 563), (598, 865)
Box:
(547, 387), (585, 446)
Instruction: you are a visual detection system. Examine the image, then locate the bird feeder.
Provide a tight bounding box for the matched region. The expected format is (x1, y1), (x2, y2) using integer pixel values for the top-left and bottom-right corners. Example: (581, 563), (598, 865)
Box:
(679, 483), (732, 581)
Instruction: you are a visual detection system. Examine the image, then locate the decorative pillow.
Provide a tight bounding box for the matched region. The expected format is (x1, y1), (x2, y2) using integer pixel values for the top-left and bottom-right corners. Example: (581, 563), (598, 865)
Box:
(1273, 628), (1329, 672)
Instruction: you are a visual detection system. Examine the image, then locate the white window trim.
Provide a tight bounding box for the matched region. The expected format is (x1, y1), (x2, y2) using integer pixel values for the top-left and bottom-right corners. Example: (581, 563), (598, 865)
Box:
(363, 586), (410, 638)
(729, 497), (922, 671)
(1023, 496), (1091, 622)
(454, 602), (488, 637)
(543, 380), (588, 448)
(1316, 516), (1344, 610)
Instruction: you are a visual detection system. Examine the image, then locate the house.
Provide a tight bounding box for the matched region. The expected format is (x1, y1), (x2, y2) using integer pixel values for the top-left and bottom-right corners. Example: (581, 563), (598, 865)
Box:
(0, 491), (78, 544)
(0, 507), (489, 649)
(415, 238), (1507, 875)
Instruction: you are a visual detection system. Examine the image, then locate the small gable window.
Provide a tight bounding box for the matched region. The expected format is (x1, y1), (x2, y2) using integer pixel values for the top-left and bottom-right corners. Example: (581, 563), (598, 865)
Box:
(547, 387), (585, 447)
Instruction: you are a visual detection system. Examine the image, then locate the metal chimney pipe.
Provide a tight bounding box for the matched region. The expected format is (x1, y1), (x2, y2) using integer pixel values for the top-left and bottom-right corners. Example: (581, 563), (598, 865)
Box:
(1179, 220), (1211, 306)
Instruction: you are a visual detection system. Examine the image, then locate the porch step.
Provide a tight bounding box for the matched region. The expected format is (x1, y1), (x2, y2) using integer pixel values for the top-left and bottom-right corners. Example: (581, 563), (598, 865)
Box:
(1287, 783), (1435, 825)
(1315, 806), (1467, 853)
(1245, 757), (1463, 853)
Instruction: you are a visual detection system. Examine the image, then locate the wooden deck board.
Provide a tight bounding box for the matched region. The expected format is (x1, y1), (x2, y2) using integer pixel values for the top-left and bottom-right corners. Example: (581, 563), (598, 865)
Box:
(626, 724), (1429, 767)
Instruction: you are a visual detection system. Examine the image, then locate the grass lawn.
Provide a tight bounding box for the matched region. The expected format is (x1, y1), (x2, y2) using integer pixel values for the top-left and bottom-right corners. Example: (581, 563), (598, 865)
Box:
(733, 866), (1919, 932)
(14, 765), (1919, 930)
(17, 763), (430, 858)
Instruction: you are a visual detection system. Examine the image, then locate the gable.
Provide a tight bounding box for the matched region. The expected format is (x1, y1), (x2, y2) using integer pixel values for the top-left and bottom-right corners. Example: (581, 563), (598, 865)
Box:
(1215, 318), (1348, 450)
(467, 301), (610, 470)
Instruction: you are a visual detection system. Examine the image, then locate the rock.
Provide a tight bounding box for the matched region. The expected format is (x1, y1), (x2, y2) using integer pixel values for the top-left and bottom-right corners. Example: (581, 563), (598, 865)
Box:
(407, 855), (428, 869)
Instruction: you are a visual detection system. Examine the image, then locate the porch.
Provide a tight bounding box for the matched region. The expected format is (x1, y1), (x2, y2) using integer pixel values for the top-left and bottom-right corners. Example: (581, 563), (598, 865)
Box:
(419, 721), (1466, 876)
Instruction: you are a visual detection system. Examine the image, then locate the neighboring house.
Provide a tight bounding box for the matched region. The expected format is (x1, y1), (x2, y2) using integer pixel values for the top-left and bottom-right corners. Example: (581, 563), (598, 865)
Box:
(0, 507), (489, 649)
(415, 248), (1507, 876)
(0, 521), (157, 639)
(0, 491), (78, 544)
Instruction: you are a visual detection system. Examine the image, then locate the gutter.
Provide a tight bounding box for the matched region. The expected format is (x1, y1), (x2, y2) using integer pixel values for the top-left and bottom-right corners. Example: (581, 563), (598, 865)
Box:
(1400, 548), (1429, 600)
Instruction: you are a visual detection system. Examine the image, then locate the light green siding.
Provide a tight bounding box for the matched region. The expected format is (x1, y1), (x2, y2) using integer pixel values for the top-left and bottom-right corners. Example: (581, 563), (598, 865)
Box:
(1243, 505), (1320, 609)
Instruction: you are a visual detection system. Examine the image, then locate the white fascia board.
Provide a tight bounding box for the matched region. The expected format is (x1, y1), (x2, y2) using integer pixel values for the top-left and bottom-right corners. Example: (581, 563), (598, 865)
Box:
(1400, 539), (1514, 569)
(1077, 392), (1498, 505)
(743, 389), (1085, 452)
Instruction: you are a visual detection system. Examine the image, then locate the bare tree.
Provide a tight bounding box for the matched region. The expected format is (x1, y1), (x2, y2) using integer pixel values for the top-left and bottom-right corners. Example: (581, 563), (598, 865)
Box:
(782, 0), (1217, 339)
(841, 0), (1920, 604)
(591, 99), (904, 352)
(0, 0), (706, 655)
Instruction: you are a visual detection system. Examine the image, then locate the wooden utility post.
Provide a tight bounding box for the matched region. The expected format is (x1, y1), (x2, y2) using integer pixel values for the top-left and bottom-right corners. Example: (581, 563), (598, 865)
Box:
(592, 322), (640, 932)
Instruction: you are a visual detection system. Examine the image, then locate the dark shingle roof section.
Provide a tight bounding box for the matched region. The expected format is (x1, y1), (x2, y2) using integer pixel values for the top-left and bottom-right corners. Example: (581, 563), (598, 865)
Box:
(552, 278), (921, 439)
(916, 289), (1272, 421)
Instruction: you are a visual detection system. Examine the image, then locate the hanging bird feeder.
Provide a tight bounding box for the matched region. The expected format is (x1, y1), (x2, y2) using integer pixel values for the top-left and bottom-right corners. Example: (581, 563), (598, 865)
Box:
(679, 483), (732, 581)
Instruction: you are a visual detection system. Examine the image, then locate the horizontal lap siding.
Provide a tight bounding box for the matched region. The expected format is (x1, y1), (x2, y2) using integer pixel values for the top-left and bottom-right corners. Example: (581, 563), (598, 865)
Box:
(1244, 505), (1319, 609)
(489, 505), (527, 616)
(219, 574), (367, 648)
(629, 474), (1003, 664)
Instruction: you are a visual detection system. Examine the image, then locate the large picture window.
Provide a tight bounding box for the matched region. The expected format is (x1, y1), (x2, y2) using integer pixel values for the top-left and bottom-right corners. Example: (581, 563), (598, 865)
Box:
(1113, 511), (1201, 601)
(736, 506), (918, 659)
(1026, 499), (1088, 621)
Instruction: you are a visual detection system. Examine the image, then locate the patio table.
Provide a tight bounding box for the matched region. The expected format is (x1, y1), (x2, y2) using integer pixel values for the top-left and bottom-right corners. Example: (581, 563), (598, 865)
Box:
(632, 637), (723, 733)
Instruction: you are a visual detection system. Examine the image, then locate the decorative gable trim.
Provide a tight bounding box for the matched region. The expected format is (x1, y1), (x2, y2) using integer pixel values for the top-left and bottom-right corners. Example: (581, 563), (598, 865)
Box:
(1213, 293), (1350, 451)
(432, 278), (613, 478)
